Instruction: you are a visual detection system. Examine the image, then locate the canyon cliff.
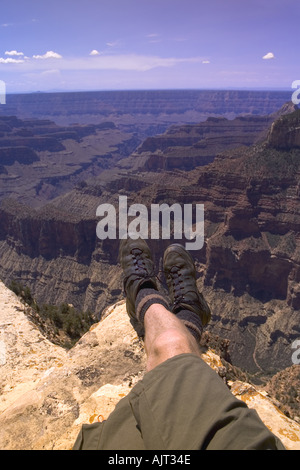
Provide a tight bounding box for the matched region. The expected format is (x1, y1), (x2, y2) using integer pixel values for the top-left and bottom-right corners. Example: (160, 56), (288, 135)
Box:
(0, 90), (292, 126)
(0, 115), (138, 207)
(0, 281), (299, 450)
(1, 106), (300, 377)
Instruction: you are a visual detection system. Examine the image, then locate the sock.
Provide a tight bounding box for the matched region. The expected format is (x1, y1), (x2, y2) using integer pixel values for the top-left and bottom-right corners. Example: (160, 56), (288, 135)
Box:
(135, 287), (169, 324)
(176, 309), (203, 342)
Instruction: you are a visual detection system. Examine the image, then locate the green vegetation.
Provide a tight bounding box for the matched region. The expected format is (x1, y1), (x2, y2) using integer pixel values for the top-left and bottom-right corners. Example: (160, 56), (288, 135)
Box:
(8, 280), (96, 348)
(266, 368), (300, 421)
(244, 147), (300, 178)
(265, 232), (281, 250)
(278, 108), (300, 124)
(265, 232), (296, 256)
(8, 280), (35, 307)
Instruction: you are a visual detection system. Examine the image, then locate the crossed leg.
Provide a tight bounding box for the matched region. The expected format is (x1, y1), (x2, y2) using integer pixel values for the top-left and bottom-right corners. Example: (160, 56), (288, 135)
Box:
(143, 303), (200, 371)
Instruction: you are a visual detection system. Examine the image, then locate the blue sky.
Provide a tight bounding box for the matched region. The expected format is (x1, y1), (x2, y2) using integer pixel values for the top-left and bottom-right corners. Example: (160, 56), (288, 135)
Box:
(0, 0), (299, 93)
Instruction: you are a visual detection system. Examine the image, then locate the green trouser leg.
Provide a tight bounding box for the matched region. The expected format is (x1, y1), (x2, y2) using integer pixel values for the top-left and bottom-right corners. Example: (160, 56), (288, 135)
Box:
(73, 354), (285, 451)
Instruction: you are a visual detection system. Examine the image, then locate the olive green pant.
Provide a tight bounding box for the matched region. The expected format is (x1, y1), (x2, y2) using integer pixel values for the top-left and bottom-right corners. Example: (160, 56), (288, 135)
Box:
(73, 353), (285, 450)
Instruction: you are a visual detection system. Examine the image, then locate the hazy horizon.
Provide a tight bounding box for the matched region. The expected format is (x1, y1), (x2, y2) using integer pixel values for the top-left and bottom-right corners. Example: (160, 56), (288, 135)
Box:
(4, 86), (294, 96)
(0, 1), (299, 94)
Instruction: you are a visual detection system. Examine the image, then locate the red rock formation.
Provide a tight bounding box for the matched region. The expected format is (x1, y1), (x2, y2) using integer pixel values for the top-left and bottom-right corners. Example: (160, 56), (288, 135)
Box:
(0, 108), (300, 375)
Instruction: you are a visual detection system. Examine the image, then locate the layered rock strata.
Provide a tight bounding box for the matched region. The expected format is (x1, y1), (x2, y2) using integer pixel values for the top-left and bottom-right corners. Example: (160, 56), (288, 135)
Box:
(0, 90), (292, 125)
(0, 108), (300, 376)
(0, 116), (138, 207)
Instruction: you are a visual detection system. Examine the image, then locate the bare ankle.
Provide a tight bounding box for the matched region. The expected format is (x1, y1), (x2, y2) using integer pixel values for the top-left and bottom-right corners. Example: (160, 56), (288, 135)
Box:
(146, 328), (199, 371)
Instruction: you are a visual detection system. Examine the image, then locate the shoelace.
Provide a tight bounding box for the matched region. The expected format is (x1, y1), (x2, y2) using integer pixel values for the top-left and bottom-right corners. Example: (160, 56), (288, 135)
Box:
(131, 248), (148, 276)
(169, 266), (185, 308)
(123, 248), (156, 289)
(165, 266), (197, 310)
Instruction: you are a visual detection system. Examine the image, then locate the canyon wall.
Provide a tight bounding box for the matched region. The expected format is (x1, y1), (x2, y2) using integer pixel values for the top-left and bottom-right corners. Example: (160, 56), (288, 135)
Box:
(0, 103), (299, 376)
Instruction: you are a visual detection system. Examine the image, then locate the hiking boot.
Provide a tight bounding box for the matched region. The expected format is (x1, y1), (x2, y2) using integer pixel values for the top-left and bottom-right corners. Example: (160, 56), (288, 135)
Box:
(119, 237), (158, 322)
(163, 243), (211, 327)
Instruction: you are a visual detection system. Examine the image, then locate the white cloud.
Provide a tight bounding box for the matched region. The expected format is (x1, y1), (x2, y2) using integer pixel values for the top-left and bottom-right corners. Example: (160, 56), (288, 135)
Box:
(0, 53), (203, 74)
(106, 41), (120, 48)
(76, 54), (200, 72)
(41, 68), (61, 76)
(262, 52), (275, 60)
(146, 33), (161, 44)
(5, 50), (24, 56)
(33, 51), (63, 60)
(80, 54), (201, 72)
(202, 60), (210, 64)
(0, 57), (25, 64)
(89, 50), (100, 56)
